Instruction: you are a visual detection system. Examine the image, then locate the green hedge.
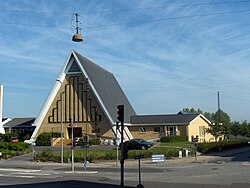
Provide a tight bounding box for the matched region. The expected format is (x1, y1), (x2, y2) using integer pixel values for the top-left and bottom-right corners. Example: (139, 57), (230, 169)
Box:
(160, 136), (188, 143)
(197, 140), (249, 153)
(77, 137), (101, 146)
(0, 133), (19, 142)
(35, 146), (180, 163)
(36, 132), (61, 146)
(0, 142), (30, 159)
(36, 132), (52, 146)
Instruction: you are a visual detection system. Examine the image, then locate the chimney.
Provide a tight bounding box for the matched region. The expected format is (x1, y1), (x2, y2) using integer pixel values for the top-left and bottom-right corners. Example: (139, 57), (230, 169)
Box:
(0, 84), (5, 134)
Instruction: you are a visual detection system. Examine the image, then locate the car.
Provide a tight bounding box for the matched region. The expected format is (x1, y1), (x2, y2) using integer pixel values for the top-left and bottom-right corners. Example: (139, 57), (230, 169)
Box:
(9, 137), (18, 144)
(121, 139), (154, 150)
(0, 137), (5, 142)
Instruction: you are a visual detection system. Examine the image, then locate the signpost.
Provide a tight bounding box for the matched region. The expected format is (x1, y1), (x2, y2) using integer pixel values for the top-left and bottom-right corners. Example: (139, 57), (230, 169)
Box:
(80, 145), (89, 170)
(134, 155), (144, 188)
(82, 137), (89, 171)
(117, 105), (124, 188)
(194, 135), (199, 161)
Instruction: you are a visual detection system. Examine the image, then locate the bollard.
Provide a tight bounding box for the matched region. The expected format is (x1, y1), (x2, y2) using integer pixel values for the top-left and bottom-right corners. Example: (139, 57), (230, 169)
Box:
(179, 150), (182, 158)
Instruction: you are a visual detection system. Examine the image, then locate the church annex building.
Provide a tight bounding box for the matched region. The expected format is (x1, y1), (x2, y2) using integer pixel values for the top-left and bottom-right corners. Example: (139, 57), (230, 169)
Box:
(31, 50), (214, 144)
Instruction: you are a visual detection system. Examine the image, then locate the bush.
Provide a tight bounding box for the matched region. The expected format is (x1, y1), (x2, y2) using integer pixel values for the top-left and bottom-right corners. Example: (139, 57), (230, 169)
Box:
(36, 132), (51, 146)
(160, 136), (188, 143)
(89, 137), (101, 146)
(23, 133), (31, 141)
(0, 142), (30, 159)
(34, 146), (181, 163)
(0, 133), (19, 142)
(197, 139), (249, 153)
(76, 137), (101, 146)
(35, 149), (60, 162)
(36, 132), (61, 146)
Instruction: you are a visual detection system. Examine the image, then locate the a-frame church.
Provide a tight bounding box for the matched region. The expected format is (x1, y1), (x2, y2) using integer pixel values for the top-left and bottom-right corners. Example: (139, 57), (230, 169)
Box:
(31, 50), (136, 143)
(30, 50), (214, 144)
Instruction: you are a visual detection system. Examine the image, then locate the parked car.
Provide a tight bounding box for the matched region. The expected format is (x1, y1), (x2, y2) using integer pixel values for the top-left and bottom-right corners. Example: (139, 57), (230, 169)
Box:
(121, 139), (154, 150)
(0, 137), (5, 142)
(9, 137), (19, 144)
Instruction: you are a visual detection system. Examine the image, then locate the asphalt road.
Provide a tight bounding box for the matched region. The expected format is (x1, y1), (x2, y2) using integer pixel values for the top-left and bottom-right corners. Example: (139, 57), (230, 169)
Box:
(0, 147), (249, 188)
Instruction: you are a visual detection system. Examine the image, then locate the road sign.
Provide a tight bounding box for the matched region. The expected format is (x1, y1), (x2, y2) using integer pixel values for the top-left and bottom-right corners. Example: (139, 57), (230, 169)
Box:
(134, 155), (144, 160)
(80, 146), (89, 149)
(83, 161), (87, 168)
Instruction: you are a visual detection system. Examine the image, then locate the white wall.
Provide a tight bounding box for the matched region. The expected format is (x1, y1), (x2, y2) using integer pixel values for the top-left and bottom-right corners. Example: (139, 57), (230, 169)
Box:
(0, 84), (5, 134)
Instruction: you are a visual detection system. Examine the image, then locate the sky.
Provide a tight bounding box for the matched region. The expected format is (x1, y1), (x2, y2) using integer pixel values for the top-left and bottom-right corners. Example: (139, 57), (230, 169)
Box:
(0, 0), (250, 122)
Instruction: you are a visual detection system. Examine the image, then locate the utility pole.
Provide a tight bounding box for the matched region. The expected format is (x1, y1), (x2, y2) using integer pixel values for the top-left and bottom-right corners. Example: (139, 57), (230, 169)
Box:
(217, 91), (221, 123)
(84, 78), (90, 171)
(71, 119), (74, 172)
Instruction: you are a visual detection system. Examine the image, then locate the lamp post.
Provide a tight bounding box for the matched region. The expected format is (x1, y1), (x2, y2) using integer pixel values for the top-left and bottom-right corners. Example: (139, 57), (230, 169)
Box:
(56, 79), (64, 164)
(71, 118), (75, 172)
(84, 78), (90, 171)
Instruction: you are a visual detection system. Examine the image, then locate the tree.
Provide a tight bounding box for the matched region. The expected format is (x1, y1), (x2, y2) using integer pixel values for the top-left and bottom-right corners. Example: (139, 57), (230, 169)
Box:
(230, 121), (241, 139)
(182, 107), (215, 122)
(240, 121), (250, 138)
(203, 112), (215, 121)
(214, 109), (231, 139)
(206, 122), (224, 142)
(182, 108), (203, 114)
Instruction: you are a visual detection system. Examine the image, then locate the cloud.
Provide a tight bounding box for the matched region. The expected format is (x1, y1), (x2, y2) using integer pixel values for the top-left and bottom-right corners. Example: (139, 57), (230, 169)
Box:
(1, 0), (250, 121)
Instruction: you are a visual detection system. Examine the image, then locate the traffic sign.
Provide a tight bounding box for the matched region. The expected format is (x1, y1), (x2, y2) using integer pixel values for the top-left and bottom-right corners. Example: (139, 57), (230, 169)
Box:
(80, 146), (89, 149)
(134, 155), (144, 160)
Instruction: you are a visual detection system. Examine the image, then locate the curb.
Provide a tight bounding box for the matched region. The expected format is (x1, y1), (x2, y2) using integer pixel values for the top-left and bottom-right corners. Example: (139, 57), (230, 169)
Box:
(65, 170), (98, 174)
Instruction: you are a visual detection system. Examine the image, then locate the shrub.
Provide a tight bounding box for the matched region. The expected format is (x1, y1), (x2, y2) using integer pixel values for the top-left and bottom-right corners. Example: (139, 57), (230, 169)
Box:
(35, 149), (60, 162)
(89, 137), (101, 146)
(52, 132), (61, 138)
(160, 136), (188, 143)
(36, 132), (61, 146)
(197, 139), (249, 153)
(0, 133), (19, 142)
(36, 132), (51, 146)
(76, 137), (101, 146)
(34, 145), (182, 163)
(23, 133), (31, 141)
(0, 142), (30, 159)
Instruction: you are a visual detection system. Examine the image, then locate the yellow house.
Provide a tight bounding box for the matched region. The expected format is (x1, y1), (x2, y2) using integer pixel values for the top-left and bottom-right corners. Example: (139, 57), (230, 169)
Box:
(129, 112), (214, 142)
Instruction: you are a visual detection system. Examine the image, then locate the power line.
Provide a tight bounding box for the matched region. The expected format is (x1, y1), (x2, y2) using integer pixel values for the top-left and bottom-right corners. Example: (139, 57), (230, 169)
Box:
(80, 0), (250, 14)
(0, 21), (70, 29)
(0, 0), (249, 15)
(0, 9), (72, 15)
(82, 9), (250, 30)
(0, 9), (250, 30)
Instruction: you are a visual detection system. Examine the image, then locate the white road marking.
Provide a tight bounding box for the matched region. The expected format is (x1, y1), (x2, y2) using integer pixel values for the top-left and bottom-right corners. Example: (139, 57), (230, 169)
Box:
(0, 168), (41, 172)
(11, 172), (51, 176)
(65, 171), (98, 174)
(0, 174), (35, 178)
(0, 168), (52, 178)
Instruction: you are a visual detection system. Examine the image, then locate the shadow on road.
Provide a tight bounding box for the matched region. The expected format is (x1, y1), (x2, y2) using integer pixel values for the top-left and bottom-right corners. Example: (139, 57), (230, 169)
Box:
(0, 180), (134, 188)
(200, 146), (250, 163)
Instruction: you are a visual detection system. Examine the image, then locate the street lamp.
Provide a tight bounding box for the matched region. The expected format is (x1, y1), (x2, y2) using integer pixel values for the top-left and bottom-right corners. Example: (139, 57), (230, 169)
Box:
(72, 13), (83, 42)
(56, 79), (64, 164)
(83, 78), (90, 170)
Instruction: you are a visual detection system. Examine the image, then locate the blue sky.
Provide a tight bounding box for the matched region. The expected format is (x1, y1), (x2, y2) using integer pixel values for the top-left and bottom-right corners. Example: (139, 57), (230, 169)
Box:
(0, 0), (250, 122)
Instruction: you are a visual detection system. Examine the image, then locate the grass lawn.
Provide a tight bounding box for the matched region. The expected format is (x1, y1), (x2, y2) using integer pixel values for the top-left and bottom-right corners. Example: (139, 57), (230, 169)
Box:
(156, 142), (195, 149)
